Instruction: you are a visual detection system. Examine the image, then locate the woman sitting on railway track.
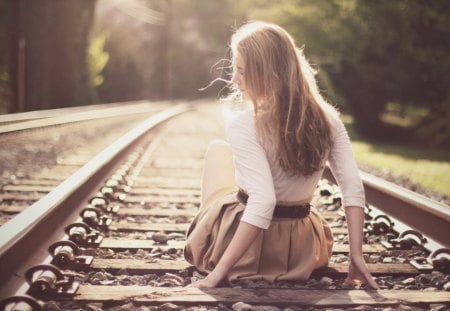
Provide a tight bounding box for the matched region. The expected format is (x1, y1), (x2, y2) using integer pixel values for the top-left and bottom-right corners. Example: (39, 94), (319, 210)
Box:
(184, 21), (378, 289)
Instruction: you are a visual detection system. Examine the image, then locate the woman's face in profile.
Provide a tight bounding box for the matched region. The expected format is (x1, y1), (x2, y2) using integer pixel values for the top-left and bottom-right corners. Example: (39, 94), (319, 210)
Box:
(232, 53), (247, 100)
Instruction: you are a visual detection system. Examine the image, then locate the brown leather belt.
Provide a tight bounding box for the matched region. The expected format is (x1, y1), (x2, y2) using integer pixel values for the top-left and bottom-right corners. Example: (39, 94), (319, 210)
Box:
(236, 189), (311, 218)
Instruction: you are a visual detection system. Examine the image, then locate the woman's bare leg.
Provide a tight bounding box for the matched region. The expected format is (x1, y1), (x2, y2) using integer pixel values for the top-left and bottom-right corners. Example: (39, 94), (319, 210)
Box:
(201, 139), (236, 206)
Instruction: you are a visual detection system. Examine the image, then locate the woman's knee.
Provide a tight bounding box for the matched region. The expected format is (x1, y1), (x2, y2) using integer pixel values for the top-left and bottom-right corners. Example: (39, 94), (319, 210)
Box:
(206, 139), (232, 157)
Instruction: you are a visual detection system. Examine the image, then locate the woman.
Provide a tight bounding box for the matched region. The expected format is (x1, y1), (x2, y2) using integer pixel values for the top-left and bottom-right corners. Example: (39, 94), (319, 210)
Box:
(184, 21), (378, 289)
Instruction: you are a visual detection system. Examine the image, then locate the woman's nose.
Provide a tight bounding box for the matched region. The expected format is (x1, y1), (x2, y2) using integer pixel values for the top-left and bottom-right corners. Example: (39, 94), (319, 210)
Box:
(232, 73), (240, 86)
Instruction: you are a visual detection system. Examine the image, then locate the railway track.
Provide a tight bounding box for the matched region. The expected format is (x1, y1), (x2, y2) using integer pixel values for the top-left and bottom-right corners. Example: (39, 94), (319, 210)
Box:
(0, 100), (169, 133)
(0, 101), (449, 310)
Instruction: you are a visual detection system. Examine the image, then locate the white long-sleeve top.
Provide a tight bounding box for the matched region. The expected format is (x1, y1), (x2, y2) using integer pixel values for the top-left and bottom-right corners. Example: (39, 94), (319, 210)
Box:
(227, 107), (365, 229)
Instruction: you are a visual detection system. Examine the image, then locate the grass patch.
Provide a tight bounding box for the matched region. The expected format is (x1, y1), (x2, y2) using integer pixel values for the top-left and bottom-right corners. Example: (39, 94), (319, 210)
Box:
(342, 115), (450, 198)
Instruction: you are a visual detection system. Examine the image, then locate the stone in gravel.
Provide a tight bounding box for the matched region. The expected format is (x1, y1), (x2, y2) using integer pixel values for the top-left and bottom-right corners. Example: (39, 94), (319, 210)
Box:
(99, 279), (116, 285)
(166, 247), (179, 255)
(415, 273), (433, 285)
(150, 252), (162, 258)
(350, 306), (374, 310)
(368, 254), (381, 263)
(158, 302), (180, 311)
(430, 271), (447, 287)
(232, 302), (256, 311)
(131, 275), (148, 286)
(319, 276), (333, 286)
(160, 272), (185, 286)
(116, 268), (130, 276)
(136, 248), (148, 257)
(429, 303), (449, 311)
(108, 303), (135, 311)
(174, 215), (190, 223)
(168, 233), (185, 240)
(333, 254), (348, 263)
(44, 301), (61, 311)
(86, 302), (104, 311)
(90, 271), (111, 284)
(402, 277), (415, 285)
(253, 307), (282, 311)
(218, 303), (233, 311)
(102, 248), (116, 258)
(116, 275), (131, 285)
(443, 281), (450, 291)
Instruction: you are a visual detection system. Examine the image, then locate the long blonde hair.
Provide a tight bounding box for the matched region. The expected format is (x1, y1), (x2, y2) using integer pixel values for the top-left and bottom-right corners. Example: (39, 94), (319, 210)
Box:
(231, 21), (335, 176)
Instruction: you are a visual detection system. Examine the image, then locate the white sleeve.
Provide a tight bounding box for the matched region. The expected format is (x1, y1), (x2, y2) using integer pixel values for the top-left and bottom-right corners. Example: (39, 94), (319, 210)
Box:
(227, 112), (276, 229)
(327, 117), (365, 208)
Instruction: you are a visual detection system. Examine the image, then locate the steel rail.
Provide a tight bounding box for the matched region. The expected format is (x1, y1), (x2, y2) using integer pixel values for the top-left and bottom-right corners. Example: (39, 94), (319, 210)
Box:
(0, 104), (190, 298)
(0, 100), (171, 134)
(323, 167), (450, 247)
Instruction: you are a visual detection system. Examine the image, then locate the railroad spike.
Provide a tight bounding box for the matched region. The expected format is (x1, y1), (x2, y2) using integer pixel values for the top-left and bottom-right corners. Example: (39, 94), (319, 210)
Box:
(429, 248), (450, 274)
(65, 222), (103, 247)
(48, 240), (93, 269)
(80, 207), (112, 231)
(409, 256), (434, 273)
(25, 264), (79, 300)
(89, 196), (120, 214)
(368, 214), (396, 236)
(0, 295), (44, 311)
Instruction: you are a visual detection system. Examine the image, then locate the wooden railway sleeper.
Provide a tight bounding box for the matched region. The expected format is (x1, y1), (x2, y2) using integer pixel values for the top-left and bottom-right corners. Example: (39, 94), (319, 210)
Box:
(25, 264), (79, 300)
(48, 240), (93, 269)
(64, 222), (103, 247)
(0, 295), (43, 311)
(79, 207), (112, 231)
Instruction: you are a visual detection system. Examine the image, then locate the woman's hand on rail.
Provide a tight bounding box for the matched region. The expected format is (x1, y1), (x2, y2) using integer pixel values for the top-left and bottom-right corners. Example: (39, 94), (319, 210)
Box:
(345, 254), (379, 289)
(187, 221), (262, 289)
(186, 270), (224, 289)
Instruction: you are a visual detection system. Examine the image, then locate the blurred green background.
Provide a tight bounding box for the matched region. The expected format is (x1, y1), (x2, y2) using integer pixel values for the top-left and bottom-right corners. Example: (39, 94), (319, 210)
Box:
(0, 0), (449, 196)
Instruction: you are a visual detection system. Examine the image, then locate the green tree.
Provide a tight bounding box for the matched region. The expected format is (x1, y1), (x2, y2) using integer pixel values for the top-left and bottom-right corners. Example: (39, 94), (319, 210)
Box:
(9, 0), (97, 112)
(238, 0), (450, 146)
(94, 0), (243, 102)
(0, 0), (13, 114)
(88, 32), (109, 88)
(331, 1), (450, 144)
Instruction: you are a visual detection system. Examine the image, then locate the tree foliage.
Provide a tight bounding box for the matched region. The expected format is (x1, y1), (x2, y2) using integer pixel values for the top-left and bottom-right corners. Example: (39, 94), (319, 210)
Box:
(0, 0), (12, 114)
(88, 32), (109, 88)
(93, 0), (242, 102)
(239, 0), (450, 146)
(1, 0), (448, 146)
(4, 0), (97, 112)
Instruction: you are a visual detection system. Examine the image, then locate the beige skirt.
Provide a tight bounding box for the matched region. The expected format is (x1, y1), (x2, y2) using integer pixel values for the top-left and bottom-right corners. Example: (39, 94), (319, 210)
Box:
(184, 187), (334, 282)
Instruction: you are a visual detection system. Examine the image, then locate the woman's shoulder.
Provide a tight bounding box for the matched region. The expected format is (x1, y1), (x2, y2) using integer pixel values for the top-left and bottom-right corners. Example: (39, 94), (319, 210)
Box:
(321, 102), (345, 132)
(227, 109), (254, 132)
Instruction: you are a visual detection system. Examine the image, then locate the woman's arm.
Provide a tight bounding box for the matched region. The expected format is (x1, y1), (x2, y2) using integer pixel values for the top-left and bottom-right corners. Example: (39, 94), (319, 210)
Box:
(189, 221), (261, 288)
(189, 112), (273, 288)
(328, 116), (378, 289)
(344, 206), (378, 288)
